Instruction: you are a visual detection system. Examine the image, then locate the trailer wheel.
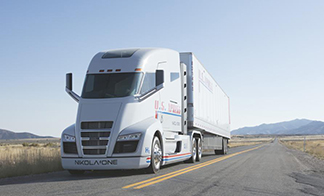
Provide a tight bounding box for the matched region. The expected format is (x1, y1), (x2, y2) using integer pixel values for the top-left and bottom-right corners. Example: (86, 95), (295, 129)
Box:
(146, 136), (162, 173)
(196, 137), (202, 162)
(185, 138), (197, 163)
(68, 170), (85, 175)
(224, 139), (228, 154)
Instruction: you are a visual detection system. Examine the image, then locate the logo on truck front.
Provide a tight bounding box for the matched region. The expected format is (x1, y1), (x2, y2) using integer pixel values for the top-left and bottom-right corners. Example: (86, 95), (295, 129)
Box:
(75, 160), (117, 166)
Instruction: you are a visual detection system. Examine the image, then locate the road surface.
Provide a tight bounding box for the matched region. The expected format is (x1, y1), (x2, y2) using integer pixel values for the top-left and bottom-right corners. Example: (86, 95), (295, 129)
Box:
(1, 139), (324, 196)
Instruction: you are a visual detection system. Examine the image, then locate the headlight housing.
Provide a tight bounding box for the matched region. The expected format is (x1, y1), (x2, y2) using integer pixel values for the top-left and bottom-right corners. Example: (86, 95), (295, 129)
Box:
(117, 133), (141, 141)
(63, 134), (76, 142)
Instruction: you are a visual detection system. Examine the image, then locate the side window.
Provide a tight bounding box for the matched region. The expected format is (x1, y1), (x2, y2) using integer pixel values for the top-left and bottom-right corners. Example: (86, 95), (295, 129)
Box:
(170, 72), (179, 82)
(156, 70), (164, 86)
(140, 73), (155, 94)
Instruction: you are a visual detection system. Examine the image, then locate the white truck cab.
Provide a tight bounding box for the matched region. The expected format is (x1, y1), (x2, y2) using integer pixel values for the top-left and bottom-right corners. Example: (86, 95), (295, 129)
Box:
(61, 48), (230, 174)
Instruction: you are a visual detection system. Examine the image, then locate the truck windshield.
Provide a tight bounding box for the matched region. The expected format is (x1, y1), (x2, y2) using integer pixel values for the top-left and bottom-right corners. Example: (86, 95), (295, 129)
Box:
(81, 73), (142, 98)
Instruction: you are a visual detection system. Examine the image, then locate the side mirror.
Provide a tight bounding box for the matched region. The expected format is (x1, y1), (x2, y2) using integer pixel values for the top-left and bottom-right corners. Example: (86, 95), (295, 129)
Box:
(66, 73), (73, 91)
(65, 73), (80, 102)
(156, 70), (164, 86)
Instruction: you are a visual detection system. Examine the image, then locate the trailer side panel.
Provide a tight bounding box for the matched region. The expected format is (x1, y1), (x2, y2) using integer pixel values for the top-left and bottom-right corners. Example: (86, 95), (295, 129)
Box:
(180, 53), (230, 139)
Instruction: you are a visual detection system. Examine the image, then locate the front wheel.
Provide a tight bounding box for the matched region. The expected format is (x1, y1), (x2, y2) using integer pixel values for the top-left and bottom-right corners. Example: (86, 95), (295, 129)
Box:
(146, 136), (162, 173)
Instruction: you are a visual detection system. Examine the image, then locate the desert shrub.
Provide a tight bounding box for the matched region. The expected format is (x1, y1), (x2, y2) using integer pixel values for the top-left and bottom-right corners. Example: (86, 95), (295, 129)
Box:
(44, 142), (58, 148)
(29, 143), (40, 147)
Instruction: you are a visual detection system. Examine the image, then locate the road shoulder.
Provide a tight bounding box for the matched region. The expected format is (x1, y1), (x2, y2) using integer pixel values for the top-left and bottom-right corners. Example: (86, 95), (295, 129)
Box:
(280, 142), (324, 195)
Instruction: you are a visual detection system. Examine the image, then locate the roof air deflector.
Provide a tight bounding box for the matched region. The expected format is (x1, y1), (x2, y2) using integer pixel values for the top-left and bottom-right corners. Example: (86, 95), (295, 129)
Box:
(102, 49), (138, 59)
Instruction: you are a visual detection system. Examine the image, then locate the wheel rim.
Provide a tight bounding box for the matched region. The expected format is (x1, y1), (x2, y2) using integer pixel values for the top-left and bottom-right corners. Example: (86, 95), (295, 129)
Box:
(153, 138), (162, 169)
(198, 138), (202, 158)
(192, 139), (197, 160)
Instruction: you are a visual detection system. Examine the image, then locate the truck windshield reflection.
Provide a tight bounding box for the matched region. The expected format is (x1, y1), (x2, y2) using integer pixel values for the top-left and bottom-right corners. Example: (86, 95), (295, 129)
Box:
(82, 73), (143, 98)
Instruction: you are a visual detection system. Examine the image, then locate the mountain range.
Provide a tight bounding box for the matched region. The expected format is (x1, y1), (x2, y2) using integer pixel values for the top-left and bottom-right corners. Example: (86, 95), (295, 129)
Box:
(231, 119), (324, 135)
(0, 129), (53, 140)
(2, 118), (324, 139)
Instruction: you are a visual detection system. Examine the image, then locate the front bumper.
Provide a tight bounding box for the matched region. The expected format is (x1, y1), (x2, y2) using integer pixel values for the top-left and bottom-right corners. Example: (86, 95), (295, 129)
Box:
(61, 156), (151, 170)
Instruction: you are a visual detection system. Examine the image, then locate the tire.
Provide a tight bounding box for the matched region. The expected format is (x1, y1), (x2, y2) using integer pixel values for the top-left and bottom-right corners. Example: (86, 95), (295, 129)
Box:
(68, 170), (85, 175)
(146, 136), (162, 173)
(185, 138), (197, 163)
(223, 139), (228, 154)
(196, 137), (202, 162)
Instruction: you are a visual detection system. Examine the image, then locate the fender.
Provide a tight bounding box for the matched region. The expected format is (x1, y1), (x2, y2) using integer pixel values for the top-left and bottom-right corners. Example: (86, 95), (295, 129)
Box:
(117, 117), (164, 157)
(62, 124), (76, 136)
(188, 130), (203, 141)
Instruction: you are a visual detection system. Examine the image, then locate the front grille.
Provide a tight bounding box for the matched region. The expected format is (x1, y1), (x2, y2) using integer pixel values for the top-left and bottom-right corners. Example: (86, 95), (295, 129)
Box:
(113, 141), (138, 153)
(83, 149), (106, 155)
(81, 131), (110, 155)
(63, 142), (77, 154)
(82, 140), (108, 146)
(81, 121), (113, 129)
(81, 132), (110, 137)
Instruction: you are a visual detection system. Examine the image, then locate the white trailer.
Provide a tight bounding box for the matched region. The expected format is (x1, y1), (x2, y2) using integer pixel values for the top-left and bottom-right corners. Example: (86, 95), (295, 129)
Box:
(61, 48), (230, 174)
(181, 53), (230, 154)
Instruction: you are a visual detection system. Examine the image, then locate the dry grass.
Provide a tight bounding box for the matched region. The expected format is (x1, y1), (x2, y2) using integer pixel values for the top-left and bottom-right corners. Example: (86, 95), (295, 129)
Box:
(228, 141), (265, 148)
(280, 139), (324, 159)
(279, 135), (324, 141)
(228, 137), (274, 148)
(0, 143), (62, 178)
(0, 138), (60, 146)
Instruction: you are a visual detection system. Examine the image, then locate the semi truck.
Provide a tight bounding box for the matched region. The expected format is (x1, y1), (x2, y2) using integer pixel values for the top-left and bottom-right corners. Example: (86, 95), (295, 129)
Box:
(61, 48), (230, 174)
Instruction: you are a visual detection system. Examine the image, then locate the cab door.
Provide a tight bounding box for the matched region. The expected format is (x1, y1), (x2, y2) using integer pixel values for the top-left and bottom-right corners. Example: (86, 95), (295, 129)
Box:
(156, 62), (182, 154)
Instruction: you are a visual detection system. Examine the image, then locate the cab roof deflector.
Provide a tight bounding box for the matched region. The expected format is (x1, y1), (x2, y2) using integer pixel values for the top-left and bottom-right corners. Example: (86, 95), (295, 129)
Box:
(102, 49), (138, 59)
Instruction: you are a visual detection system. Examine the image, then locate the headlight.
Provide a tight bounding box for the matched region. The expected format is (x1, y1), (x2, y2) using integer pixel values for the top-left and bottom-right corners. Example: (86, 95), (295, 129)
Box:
(117, 133), (141, 141)
(63, 134), (76, 142)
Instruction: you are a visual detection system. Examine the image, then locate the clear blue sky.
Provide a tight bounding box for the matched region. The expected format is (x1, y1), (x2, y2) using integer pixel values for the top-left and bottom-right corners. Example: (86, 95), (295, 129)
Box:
(1, 1), (323, 137)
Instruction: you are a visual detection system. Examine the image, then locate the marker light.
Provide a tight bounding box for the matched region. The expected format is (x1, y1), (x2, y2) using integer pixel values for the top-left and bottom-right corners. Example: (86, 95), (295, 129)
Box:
(107, 69), (113, 72)
(116, 69), (121, 72)
(63, 134), (76, 142)
(99, 70), (104, 72)
(117, 133), (141, 141)
(135, 68), (142, 71)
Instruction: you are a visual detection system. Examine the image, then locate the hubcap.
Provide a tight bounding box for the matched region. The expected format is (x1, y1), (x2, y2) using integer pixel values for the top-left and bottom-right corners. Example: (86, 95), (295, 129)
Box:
(153, 139), (162, 168)
(198, 139), (202, 158)
(192, 139), (196, 159)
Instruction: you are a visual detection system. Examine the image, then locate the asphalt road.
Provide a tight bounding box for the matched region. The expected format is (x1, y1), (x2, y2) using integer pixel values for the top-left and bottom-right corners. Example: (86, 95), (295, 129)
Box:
(1, 139), (324, 196)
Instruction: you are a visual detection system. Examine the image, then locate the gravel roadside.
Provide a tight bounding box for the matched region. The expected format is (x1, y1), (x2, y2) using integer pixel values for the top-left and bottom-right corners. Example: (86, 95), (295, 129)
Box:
(281, 142), (324, 196)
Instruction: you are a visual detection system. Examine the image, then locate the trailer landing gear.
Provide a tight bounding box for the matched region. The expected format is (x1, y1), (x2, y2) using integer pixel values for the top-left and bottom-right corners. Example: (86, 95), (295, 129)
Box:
(215, 138), (228, 155)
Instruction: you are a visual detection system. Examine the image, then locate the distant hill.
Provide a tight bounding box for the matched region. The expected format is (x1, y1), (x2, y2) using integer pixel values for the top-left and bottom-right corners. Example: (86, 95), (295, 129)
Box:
(231, 119), (324, 135)
(0, 129), (53, 140)
(281, 121), (324, 135)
